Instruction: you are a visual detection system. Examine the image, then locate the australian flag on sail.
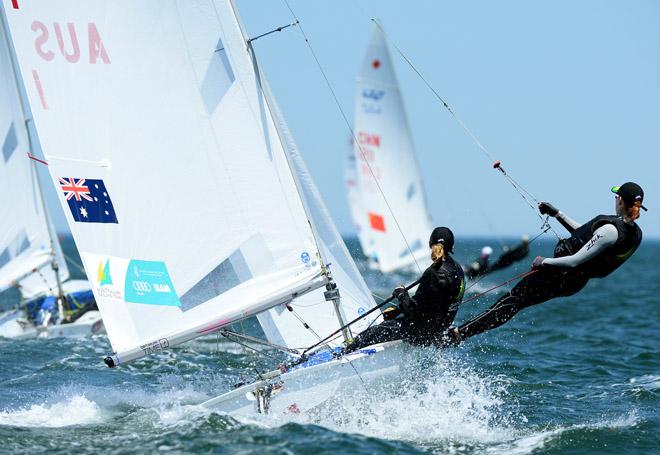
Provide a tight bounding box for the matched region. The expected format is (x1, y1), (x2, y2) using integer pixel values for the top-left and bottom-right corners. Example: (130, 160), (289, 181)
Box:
(58, 177), (118, 224)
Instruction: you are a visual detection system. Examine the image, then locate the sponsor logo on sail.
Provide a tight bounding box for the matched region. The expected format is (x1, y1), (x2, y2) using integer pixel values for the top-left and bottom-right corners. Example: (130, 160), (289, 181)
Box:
(94, 258), (123, 300)
(362, 89), (385, 101)
(132, 281), (152, 292)
(98, 259), (112, 286)
(358, 131), (381, 148)
(362, 103), (382, 115)
(124, 260), (180, 307)
(362, 89), (385, 115)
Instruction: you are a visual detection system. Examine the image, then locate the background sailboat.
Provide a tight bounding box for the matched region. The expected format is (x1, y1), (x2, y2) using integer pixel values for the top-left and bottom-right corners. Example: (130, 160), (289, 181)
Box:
(0, 15), (101, 339)
(348, 25), (433, 273)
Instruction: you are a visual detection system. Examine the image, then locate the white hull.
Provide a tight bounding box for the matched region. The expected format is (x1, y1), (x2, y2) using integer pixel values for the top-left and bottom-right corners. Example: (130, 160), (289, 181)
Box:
(0, 310), (105, 339)
(202, 340), (404, 416)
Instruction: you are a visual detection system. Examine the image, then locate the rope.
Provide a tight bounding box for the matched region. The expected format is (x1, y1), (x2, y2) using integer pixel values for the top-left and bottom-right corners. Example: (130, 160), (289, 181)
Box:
(280, 0), (423, 274)
(221, 331), (280, 361)
(462, 269), (537, 307)
(302, 277), (422, 355)
(285, 303), (323, 341)
(221, 329), (300, 355)
(34, 267), (54, 295)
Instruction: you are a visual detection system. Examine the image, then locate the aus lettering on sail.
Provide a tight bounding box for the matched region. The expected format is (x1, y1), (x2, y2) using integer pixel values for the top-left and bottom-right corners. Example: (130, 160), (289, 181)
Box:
(26, 21), (110, 109)
(31, 21), (110, 64)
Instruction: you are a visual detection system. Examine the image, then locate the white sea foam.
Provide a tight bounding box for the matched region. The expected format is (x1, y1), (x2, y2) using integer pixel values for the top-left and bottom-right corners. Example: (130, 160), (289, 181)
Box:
(496, 411), (640, 455)
(225, 346), (642, 453)
(629, 374), (660, 390)
(241, 349), (524, 447)
(0, 395), (103, 428)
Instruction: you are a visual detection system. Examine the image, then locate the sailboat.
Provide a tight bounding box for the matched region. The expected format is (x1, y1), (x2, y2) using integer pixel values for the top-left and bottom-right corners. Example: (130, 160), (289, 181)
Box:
(1, 0), (414, 414)
(347, 26), (434, 273)
(0, 13), (102, 339)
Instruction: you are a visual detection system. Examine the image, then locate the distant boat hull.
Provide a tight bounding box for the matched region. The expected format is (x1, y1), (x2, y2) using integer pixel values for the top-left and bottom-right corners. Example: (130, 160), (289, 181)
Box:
(202, 340), (404, 416)
(0, 310), (105, 339)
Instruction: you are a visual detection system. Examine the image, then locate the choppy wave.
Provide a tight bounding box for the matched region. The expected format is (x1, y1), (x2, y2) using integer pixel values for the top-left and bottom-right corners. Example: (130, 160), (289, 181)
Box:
(0, 395), (103, 428)
(227, 349), (523, 448)
(498, 411), (640, 455)
(629, 375), (660, 391)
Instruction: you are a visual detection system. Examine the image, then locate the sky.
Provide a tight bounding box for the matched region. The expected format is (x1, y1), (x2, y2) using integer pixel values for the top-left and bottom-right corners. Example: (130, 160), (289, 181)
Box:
(40, 0), (659, 239)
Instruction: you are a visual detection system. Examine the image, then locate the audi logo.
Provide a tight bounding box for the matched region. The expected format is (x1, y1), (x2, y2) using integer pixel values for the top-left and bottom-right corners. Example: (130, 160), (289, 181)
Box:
(132, 281), (152, 292)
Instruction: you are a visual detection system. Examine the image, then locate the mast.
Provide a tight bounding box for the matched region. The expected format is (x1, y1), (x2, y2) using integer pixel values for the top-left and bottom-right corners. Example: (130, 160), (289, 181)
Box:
(228, 0), (351, 342)
(0, 11), (64, 302)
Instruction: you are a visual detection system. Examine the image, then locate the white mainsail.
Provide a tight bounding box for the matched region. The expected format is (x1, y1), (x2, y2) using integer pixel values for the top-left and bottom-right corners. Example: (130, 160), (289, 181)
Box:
(2, 0), (376, 361)
(0, 14), (68, 300)
(349, 25), (433, 273)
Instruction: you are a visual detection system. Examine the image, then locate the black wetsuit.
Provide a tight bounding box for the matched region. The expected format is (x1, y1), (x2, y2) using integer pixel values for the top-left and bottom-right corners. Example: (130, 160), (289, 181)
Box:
(346, 255), (466, 351)
(458, 215), (642, 340)
(488, 241), (530, 273)
(465, 256), (489, 279)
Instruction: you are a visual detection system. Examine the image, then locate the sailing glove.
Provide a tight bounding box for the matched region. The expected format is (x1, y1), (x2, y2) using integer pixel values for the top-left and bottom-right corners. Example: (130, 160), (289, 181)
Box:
(531, 256), (546, 270)
(538, 202), (559, 217)
(392, 286), (408, 299)
(393, 286), (416, 317)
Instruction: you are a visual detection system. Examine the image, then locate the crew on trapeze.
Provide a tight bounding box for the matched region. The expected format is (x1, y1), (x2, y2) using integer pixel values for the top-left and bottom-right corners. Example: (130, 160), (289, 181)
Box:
(487, 235), (530, 273)
(464, 236), (530, 279)
(344, 227), (465, 352)
(446, 182), (645, 344)
(464, 246), (493, 279)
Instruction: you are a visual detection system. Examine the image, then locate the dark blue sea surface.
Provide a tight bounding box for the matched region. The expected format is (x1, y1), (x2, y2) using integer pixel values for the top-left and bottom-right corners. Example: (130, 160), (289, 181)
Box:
(0, 236), (658, 454)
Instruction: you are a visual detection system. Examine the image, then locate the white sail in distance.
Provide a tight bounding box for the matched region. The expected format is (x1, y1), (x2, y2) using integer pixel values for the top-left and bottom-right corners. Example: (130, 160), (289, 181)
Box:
(349, 25), (433, 273)
(2, 0), (376, 361)
(344, 143), (376, 261)
(0, 13), (68, 299)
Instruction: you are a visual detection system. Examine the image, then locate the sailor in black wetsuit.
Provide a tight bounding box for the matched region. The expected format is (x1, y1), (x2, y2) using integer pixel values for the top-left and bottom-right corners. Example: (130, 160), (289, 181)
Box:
(465, 246), (493, 279)
(487, 235), (530, 274)
(448, 182), (645, 343)
(345, 227), (466, 352)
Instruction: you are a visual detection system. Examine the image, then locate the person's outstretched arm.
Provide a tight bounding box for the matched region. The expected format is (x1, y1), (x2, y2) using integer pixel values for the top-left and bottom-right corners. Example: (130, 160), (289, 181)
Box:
(541, 224), (617, 268)
(539, 202), (581, 233)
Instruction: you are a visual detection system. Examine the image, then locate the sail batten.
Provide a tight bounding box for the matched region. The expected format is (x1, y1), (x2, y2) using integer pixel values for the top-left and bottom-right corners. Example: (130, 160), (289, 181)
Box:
(348, 26), (433, 273)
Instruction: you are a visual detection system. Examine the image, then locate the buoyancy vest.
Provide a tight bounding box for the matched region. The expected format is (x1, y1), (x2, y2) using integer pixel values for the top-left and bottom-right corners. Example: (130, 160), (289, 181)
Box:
(553, 215), (642, 278)
(403, 255), (466, 329)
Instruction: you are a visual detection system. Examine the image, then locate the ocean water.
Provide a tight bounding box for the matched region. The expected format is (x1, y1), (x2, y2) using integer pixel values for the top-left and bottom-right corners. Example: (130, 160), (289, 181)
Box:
(0, 236), (658, 454)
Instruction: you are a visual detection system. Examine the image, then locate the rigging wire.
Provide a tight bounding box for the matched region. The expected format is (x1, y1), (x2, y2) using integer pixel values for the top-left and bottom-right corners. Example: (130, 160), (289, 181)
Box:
(369, 19), (561, 241)
(62, 252), (87, 276)
(280, 0), (423, 274)
(221, 329), (300, 355)
(34, 266), (54, 295)
(221, 331), (281, 362)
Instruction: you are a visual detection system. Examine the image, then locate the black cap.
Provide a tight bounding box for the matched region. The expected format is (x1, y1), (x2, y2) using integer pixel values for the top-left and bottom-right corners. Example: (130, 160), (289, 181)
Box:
(611, 182), (647, 211)
(429, 227), (454, 253)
